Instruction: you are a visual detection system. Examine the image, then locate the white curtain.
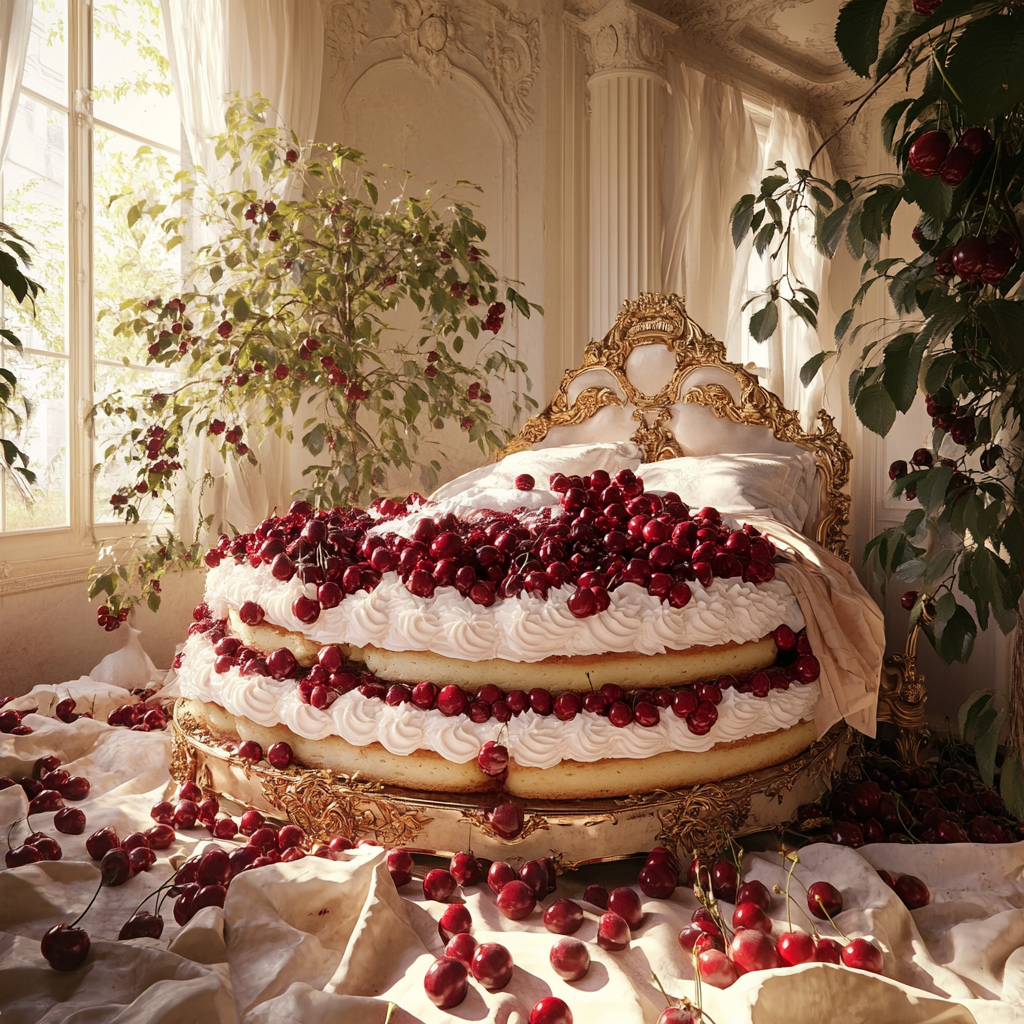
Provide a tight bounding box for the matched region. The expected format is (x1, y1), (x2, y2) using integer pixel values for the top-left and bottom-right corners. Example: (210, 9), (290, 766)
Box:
(160, 0), (324, 538)
(760, 104), (835, 431)
(0, 0), (33, 170)
(662, 59), (761, 354)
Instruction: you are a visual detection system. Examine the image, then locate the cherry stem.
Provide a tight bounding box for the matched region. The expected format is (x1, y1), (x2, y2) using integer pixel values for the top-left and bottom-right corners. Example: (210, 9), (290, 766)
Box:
(70, 876), (104, 929)
(810, 895), (850, 945)
(132, 870), (178, 918)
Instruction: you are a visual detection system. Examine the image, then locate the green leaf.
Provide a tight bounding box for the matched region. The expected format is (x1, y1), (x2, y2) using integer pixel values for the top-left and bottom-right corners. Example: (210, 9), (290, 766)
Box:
(945, 13), (1024, 122)
(147, 589), (162, 614)
(730, 194), (755, 248)
(800, 351), (836, 387)
(753, 223), (776, 258)
(915, 466), (952, 514)
(959, 690), (993, 743)
(748, 301), (779, 342)
(233, 296), (251, 321)
(916, 295), (965, 350)
(882, 332), (925, 413)
(819, 205), (850, 258)
(834, 308), (855, 341)
(835, 0), (889, 76)
(855, 382), (896, 436)
(922, 351), (957, 393)
(973, 705), (1001, 787)
(903, 170), (952, 223)
(881, 98), (914, 153)
(1000, 755), (1024, 820)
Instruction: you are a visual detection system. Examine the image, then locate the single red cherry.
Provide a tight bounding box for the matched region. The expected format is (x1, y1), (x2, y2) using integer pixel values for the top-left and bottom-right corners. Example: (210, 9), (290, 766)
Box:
(101, 848), (132, 886)
(267, 742), (293, 769)
(730, 927), (781, 972)
(424, 956), (469, 1009)
(449, 851), (481, 886)
(543, 898), (584, 934)
(438, 903), (472, 942)
(476, 740), (509, 778)
(938, 144), (974, 185)
(607, 886), (643, 929)
(496, 880), (536, 920)
(40, 922), (90, 971)
(386, 848), (414, 887)
(959, 126), (993, 160)
(777, 930), (815, 966)
(907, 130), (950, 178)
(736, 879), (772, 911)
(732, 901), (772, 934)
(530, 996), (573, 1024)
(952, 237), (989, 281)
(841, 936), (884, 974)
(814, 936), (844, 963)
(638, 861), (676, 898)
(118, 910), (164, 940)
(596, 911), (630, 951)
(445, 932), (477, 966)
(807, 880), (843, 919)
(583, 883), (608, 908)
(697, 948), (739, 989)
(471, 941), (514, 990)
(550, 935), (590, 980)
(711, 860), (738, 903)
(487, 801), (524, 840)
(423, 868), (456, 902)
(520, 858), (550, 898)
(894, 874), (930, 909)
(85, 826), (120, 860)
(487, 860), (516, 895)
(54, 807), (86, 835)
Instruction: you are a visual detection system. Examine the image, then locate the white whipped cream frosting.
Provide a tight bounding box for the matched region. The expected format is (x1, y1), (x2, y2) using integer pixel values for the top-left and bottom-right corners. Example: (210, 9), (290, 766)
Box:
(176, 633), (819, 768)
(205, 561), (805, 661)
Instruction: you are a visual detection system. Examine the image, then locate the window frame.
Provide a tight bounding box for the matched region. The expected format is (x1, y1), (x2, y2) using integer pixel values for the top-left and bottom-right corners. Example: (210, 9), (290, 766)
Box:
(0, 0), (180, 583)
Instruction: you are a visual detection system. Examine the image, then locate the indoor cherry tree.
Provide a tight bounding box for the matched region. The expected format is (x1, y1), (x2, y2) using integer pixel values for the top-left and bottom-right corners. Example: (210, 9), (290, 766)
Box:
(730, 0), (1024, 807)
(90, 96), (538, 626)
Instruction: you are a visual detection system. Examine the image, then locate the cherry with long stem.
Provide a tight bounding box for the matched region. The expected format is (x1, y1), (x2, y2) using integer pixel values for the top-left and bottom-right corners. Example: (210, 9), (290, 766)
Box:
(651, 969), (717, 1024)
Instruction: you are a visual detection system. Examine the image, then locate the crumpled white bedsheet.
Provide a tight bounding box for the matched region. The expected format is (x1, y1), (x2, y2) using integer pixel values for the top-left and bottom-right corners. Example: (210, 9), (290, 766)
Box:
(1, 680), (1023, 1024)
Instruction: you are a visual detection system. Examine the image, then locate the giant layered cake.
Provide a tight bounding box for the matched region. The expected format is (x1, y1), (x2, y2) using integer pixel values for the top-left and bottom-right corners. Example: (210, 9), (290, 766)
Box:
(173, 464), (822, 800)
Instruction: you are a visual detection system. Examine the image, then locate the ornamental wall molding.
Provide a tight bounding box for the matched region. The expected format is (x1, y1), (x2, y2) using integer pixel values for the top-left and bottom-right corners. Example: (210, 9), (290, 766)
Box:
(321, 0), (540, 136)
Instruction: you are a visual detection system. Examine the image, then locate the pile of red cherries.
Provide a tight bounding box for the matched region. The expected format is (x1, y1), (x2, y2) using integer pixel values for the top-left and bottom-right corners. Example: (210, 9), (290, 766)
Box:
(200, 470), (782, 626)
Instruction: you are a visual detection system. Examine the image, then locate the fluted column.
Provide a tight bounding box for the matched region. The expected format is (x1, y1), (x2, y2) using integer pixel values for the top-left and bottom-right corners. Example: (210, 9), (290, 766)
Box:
(579, 0), (676, 339)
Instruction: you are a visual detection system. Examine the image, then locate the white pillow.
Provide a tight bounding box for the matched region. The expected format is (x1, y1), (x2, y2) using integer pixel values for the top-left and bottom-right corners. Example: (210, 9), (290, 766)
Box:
(430, 441), (641, 502)
(636, 452), (819, 531)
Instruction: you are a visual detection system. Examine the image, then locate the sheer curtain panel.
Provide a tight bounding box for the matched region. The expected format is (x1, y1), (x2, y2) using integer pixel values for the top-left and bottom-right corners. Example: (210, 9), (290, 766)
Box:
(0, 0), (33, 169)
(159, 0), (324, 537)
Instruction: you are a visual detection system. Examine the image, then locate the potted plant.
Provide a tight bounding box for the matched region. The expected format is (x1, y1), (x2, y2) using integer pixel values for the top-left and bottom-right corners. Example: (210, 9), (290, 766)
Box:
(730, 0), (1024, 807)
(90, 97), (539, 627)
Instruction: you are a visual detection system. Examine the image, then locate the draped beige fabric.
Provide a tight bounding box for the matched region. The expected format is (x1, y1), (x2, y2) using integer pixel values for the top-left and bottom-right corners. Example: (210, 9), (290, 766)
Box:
(2, 682), (1023, 1023)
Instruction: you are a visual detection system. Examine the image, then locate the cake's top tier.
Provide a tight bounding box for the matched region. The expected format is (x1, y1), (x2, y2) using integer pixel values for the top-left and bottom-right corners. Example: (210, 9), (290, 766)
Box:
(202, 467), (805, 663)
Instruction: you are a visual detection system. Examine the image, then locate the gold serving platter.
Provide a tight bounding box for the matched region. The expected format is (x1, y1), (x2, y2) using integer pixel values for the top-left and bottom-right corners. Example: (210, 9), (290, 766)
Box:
(170, 700), (847, 866)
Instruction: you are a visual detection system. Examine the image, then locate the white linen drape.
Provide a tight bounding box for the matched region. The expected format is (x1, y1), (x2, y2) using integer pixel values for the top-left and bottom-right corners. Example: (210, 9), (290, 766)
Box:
(661, 59), (761, 360)
(662, 61), (835, 431)
(760, 105), (835, 430)
(0, 0), (33, 170)
(159, 0), (324, 538)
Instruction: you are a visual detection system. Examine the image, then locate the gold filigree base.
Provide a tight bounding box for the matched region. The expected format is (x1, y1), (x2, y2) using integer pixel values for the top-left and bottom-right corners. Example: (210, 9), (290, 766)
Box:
(877, 625), (930, 765)
(170, 702), (848, 864)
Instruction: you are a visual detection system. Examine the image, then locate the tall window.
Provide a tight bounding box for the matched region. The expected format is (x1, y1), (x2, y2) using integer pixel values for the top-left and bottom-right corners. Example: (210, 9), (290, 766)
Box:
(0, 0), (182, 565)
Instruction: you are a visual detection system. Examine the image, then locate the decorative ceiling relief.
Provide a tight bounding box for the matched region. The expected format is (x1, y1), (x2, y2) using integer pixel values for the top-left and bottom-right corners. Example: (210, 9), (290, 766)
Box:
(322, 0), (540, 138)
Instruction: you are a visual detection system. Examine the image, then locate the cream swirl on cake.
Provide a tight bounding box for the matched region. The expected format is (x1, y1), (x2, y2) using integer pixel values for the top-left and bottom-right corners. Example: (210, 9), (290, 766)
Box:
(176, 630), (819, 769)
(205, 563), (804, 661)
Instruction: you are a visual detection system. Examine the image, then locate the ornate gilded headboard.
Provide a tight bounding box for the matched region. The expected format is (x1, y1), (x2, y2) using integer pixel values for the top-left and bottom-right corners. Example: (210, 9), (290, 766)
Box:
(498, 293), (852, 560)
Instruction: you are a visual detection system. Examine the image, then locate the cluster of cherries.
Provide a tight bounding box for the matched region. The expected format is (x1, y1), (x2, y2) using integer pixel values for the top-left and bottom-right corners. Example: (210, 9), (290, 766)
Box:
(400, 844), (653, 1023)
(799, 757), (1022, 848)
(0, 696), (37, 735)
(675, 851), (904, 989)
(96, 604), (131, 631)
(105, 695), (170, 732)
(203, 474), (780, 630)
(908, 127), (992, 186)
(189, 598), (818, 742)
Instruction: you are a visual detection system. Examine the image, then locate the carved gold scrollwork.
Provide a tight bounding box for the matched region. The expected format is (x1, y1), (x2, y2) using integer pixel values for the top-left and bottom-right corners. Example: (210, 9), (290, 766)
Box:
(456, 807), (550, 844)
(657, 784), (752, 860)
(496, 293), (853, 560)
(876, 625), (930, 764)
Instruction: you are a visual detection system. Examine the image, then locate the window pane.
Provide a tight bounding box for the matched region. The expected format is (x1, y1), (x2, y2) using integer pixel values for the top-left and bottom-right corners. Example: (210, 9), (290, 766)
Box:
(1, 97), (68, 354)
(1, 350), (68, 531)
(21, 0), (67, 108)
(93, 363), (176, 525)
(92, 0), (179, 149)
(93, 126), (183, 364)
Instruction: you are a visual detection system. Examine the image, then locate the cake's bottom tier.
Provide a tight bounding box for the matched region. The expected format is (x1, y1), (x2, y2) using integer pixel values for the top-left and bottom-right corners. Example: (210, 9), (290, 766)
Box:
(184, 696), (818, 800)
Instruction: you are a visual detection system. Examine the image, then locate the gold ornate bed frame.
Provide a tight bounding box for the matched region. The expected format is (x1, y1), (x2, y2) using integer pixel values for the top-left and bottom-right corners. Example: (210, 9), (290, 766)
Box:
(499, 293), (853, 560)
(169, 294), (925, 863)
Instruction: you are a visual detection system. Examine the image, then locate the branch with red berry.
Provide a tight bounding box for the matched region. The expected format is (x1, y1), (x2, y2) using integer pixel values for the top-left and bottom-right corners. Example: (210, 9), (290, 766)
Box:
(87, 96), (541, 625)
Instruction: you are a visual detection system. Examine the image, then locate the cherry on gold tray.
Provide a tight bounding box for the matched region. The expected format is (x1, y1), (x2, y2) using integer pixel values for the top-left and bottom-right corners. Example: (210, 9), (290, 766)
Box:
(170, 700), (847, 867)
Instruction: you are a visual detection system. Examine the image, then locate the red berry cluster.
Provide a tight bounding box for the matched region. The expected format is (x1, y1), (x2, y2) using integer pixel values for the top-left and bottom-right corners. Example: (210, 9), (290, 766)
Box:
(911, 0), (941, 13)
(202, 478), (781, 631)
(799, 758), (1022, 847)
(0, 700), (35, 735)
(188, 615), (818, 738)
(481, 301), (505, 334)
(96, 603), (129, 632)
(908, 127), (992, 185)
(109, 423), (183, 510)
(106, 698), (168, 732)
(144, 296), (194, 359)
(934, 234), (1017, 284)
